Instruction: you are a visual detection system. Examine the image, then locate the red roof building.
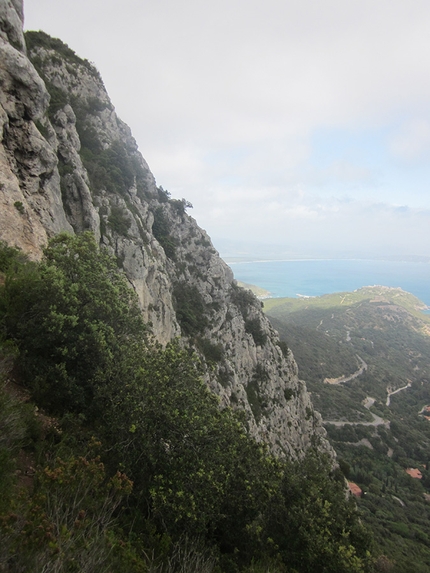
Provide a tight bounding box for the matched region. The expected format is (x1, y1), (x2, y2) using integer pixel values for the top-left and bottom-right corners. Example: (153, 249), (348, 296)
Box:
(405, 468), (423, 479)
(348, 482), (363, 497)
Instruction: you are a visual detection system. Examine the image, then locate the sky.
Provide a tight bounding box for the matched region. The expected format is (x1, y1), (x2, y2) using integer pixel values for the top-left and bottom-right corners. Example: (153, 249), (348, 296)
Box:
(23, 0), (430, 260)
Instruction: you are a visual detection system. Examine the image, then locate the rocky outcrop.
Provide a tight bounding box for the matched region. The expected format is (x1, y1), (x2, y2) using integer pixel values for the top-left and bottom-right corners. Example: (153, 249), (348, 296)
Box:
(0, 0), (72, 258)
(0, 7), (332, 458)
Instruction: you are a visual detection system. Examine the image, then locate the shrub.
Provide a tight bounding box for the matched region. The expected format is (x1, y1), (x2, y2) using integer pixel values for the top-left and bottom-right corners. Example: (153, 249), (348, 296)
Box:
(152, 207), (177, 260)
(173, 283), (208, 337)
(231, 283), (257, 318)
(197, 338), (224, 364)
(25, 31), (101, 79)
(108, 205), (131, 237)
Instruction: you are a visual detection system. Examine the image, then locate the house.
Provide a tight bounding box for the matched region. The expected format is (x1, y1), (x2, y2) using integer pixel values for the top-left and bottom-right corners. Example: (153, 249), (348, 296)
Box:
(405, 468), (422, 479)
(348, 482), (363, 497)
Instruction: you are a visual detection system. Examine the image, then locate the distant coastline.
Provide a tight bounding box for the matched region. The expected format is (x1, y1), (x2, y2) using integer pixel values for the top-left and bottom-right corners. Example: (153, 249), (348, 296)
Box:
(228, 258), (430, 307)
(227, 256), (430, 265)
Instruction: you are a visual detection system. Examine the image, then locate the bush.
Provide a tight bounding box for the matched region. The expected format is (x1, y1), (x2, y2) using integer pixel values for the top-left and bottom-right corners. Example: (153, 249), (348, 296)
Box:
(231, 283), (257, 318)
(152, 207), (177, 259)
(108, 205), (131, 237)
(1, 232), (145, 414)
(25, 31), (101, 78)
(173, 283), (208, 337)
(197, 338), (224, 364)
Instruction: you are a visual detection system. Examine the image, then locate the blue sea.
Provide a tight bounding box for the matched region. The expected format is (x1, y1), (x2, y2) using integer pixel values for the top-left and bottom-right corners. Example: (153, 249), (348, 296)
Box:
(228, 259), (430, 308)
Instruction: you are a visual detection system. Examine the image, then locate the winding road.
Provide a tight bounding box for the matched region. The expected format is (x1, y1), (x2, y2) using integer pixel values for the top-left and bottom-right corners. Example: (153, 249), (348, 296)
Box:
(323, 396), (390, 428)
(386, 382), (411, 406)
(324, 355), (368, 385)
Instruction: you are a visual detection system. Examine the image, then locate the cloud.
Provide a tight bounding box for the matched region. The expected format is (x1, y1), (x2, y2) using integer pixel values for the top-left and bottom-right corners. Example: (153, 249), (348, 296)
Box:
(23, 0), (430, 258)
(195, 186), (430, 258)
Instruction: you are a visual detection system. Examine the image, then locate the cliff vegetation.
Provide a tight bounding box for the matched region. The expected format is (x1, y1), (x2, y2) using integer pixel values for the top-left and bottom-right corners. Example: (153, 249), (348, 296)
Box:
(0, 236), (373, 572)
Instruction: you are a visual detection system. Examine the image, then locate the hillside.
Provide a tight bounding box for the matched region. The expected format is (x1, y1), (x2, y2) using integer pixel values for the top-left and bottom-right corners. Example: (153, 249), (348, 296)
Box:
(265, 286), (430, 572)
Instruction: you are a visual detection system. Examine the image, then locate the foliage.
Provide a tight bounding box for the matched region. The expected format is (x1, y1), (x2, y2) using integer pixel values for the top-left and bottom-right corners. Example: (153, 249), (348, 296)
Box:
(0, 383), (28, 514)
(265, 287), (430, 571)
(1, 232), (145, 414)
(0, 236), (375, 572)
(97, 341), (279, 550)
(196, 338), (224, 364)
(25, 30), (100, 78)
(0, 242), (27, 274)
(0, 443), (134, 573)
(170, 198), (193, 217)
(172, 283), (208, 337)
(152, 207), (177, 259)
(108, 205), (131, 237)
(13, 202), (24, 215)
(78, 139), (146, 198)
(245, 365), (269, 423)
(231, 282), (259, 319)
(245, 318), (267, 346)
(260, 452), (373, 573)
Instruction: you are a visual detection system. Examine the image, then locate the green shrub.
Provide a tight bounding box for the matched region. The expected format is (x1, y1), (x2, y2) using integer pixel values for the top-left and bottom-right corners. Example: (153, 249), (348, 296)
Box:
(25, 31), (101, 79)
(108, 205), (131, 237)
(197, 338), (224, 364)
(231, 283), (257, 318)
(152, 207), (177, 259)
(0, 241), (27, 273)
(0, 232), (374, 572)
(173, 283), (208, 337)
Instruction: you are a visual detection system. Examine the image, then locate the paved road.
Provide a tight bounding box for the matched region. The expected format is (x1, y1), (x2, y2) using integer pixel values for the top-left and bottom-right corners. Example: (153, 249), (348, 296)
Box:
(323, 396), (390, 428)
(324, 355), (368, 385)
(386, 382), (411, 406)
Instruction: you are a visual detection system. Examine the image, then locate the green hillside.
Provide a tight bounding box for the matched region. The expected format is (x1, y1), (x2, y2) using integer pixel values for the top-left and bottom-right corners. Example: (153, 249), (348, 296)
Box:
(0, 237), (373, 573)
(265, 286), (430, 572)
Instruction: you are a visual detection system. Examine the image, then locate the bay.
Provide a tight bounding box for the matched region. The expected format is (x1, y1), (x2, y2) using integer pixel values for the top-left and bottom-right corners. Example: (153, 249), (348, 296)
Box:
(228, 259), (430, 307)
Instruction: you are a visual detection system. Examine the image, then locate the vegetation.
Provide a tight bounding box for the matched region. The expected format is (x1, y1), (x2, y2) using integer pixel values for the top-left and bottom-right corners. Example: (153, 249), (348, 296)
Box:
(78, 138), (147, 199)
(245, 317), (267, 346)
(172, 282), (209, 337)
(25, 30), (101, 79)
(152, 207), (177, 259)
(265, 287), (430, 571)
(25, 32), (152, 210)
(0, 235), (374, 572)
(231, 281), (260, 318)
(108, 205), (131, 237)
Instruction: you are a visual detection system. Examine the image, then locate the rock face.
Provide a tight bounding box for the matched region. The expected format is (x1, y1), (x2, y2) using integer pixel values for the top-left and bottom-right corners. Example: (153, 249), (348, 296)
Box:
(0, 3), (332, 458)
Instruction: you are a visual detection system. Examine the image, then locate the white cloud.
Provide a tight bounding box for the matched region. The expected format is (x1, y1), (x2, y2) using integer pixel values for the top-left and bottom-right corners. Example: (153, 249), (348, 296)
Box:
(23, 0), (430, 257)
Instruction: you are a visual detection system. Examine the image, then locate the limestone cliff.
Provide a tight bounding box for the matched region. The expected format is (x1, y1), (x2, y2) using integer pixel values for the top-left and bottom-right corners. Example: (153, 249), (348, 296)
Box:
(0, 1), (332, 458)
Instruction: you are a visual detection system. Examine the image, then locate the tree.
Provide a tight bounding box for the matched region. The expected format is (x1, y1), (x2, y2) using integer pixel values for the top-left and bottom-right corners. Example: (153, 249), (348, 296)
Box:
(2, 232), (146, 414)
(260, 452), (373, 573)
(97, 340), (279, 551)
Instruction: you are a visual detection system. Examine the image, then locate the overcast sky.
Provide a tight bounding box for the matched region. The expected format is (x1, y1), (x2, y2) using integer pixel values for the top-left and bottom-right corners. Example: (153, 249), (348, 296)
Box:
(24, 0), (430, 260)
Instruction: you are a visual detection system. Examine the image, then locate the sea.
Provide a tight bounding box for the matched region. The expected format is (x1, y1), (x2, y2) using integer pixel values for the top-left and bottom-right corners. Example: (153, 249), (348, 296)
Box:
(227, 259), (430, 308)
